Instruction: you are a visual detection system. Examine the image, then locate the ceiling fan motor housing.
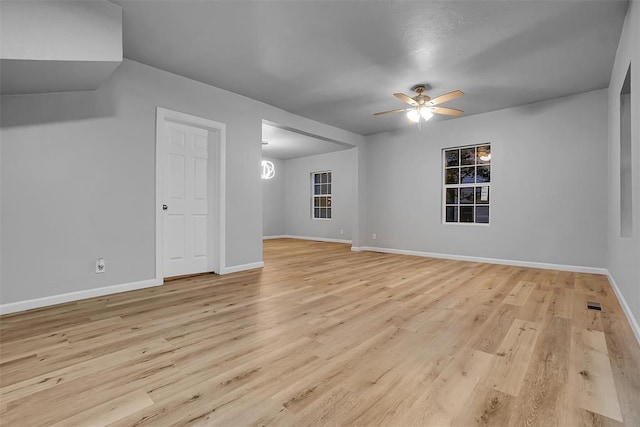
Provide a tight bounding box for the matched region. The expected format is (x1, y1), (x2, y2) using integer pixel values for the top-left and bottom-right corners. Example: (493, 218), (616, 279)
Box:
(373, 86), (464, 118)
(412, 86), (430, 103)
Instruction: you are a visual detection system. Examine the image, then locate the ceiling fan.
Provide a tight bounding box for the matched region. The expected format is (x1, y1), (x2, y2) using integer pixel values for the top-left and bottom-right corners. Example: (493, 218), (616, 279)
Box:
(374, 85), (464, 123)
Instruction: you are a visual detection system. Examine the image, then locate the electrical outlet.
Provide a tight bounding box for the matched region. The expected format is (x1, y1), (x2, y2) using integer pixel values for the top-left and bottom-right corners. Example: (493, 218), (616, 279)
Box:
(340, 229), (344, 235)
(96, 258), (105, 274)
(372, 233), (377, 240)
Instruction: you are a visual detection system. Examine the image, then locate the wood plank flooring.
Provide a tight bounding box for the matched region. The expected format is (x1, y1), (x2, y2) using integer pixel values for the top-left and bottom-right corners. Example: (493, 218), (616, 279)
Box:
(1, 239), (639, 426)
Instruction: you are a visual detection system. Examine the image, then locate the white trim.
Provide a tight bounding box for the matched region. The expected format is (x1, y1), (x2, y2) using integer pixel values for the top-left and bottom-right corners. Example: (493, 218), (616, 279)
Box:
(263, 235), (352, 244)
(606, 272), (640, 345)
(0, 279), (162, 315)
(219, 262), (264, 275)
(155, 107), (226, 278)
(155, 110), (163, 280)
(352, 246), (608, 275)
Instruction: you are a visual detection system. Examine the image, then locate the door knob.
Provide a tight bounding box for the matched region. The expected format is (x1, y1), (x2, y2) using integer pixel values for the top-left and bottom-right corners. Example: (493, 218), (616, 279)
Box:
(162, 204), (168, 211)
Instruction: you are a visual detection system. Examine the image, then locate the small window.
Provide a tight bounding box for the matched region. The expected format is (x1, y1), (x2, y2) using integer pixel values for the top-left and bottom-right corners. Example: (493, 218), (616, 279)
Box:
(312, 171), (332, 219)
(443, 144), (491, 224)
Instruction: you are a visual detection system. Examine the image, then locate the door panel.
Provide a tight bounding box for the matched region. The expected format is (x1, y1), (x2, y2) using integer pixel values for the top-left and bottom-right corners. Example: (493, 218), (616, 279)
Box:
(194, 158), (207, 200)
(168, 154), (185, 200)
(166, 215), (185, 260)
(193, 215), (207, 258)
(169, 129), (185, 147)
(163, 121), (210, 277)
(194, 133), (208, 156)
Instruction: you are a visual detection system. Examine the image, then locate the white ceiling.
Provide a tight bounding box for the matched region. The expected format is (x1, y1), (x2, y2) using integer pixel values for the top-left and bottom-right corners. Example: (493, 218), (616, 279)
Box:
(113, 0), (628, 136)
(262, 122), (352, 160)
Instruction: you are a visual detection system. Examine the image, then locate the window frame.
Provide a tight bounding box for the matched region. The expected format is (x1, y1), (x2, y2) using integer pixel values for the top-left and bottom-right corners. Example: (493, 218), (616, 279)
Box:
(442, 143), (491, 226)
(311, 170), (332, 220)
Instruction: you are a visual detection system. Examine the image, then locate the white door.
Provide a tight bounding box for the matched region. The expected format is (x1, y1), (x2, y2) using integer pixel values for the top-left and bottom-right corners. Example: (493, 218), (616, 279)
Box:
(163, 121), (210, 277)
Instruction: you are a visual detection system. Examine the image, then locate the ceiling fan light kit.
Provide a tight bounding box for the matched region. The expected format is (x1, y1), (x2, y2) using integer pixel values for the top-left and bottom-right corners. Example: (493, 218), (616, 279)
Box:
(407, 109), (420, 123)
(374, 85), (464, 125)
(420, 108), (434, 121)
(406, 107), (433, 123)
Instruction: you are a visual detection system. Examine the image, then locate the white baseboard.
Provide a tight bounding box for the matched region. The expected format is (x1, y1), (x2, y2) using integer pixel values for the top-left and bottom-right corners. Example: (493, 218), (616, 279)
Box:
(351, 246), (608, 275)
(219, 261), (264, 275)
(264, 235), (352, 244)
(0, 278), (162, 316)
(606, 272), (640, 345)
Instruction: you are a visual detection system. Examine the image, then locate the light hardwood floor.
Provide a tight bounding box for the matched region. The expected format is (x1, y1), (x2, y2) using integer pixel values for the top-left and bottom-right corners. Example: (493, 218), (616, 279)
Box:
(1, 239), (639, 426)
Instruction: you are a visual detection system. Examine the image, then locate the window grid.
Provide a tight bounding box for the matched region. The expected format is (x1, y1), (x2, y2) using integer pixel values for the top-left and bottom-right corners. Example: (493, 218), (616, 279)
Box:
(442, 144), (491, 225)
(311, 171), (332, 220)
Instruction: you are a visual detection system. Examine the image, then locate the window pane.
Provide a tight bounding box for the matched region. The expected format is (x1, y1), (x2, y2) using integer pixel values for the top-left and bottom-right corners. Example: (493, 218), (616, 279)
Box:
(460, 187), (474, 204)
(475, 186), (489, 204)
(318, 197), (326, 207)
(314, 197), (320, 207)
(446, 168), (459, 185)
(445, 149), (459, 167)
(326, 208), (332, 219)
(322, 173), (328, 183)
(477, 165), (491, 183)
(461, 147), (476, 165)
(477, 145), (491, 164)
(321, 184), (328, 194)
(327, 196), (332, 207)
(443, 145), (491, 226)
(327, 172), (332, 182)
(319, 208), (327, 219)
(446, 206), (458, 222)
(446, 188), (458, 204)
(476, 206), (489, 223)
(327, 184), (332, 194)
(314, 208), (320, 218)
(314, 174), (321, 184)
(460, 206), (474, 222)
(460, 167), (475, 184)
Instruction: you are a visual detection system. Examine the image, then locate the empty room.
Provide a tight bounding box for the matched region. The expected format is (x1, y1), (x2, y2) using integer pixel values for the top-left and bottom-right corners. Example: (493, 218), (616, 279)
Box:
(1, 0), (639, 425)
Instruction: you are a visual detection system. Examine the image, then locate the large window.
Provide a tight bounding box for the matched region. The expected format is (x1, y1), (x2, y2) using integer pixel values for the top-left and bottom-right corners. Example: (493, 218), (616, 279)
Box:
(443, 144), (491, 224)
(312, 171), (332, 219)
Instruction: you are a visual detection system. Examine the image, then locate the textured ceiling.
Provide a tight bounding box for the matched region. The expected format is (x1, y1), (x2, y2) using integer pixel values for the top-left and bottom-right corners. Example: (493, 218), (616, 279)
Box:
(114, 0), (628, 136)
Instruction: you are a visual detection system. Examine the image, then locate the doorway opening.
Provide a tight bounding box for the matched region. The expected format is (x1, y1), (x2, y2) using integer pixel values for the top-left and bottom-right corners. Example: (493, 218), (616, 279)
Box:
(620, 64), (632, 238)
(260, 120), (357, 259)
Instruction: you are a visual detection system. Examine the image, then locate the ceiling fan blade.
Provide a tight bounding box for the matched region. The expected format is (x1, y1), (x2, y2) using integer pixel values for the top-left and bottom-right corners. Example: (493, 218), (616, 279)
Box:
(393, 93), (419, 106)
(430, 106), (464, 116)
(427, 90), (464, 106)
(373, 107), (412, 116)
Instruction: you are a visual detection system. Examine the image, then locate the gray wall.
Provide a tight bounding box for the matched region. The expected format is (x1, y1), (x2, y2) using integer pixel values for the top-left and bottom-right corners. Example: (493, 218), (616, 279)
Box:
(607, 0), (639, 329)
(0, 1), (122, 95)
(262, 157), (286, 237)
(362, 89), (608, 268)
(284, 149), (355, 241)
(0, 59), (363, 304)
(0, 1), (122, 61)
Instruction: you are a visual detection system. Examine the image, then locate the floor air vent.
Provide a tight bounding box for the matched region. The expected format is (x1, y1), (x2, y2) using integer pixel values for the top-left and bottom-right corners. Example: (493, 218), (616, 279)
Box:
(587, 302), (602, 311)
